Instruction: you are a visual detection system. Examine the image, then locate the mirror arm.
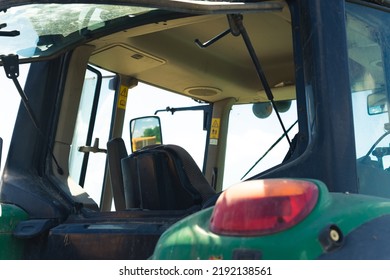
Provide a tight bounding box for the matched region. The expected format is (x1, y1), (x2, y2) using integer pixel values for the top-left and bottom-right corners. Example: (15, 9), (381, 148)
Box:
(154, 106), (176, 115)
(155, 105), (212, 131)
(155, 105), (210, 115)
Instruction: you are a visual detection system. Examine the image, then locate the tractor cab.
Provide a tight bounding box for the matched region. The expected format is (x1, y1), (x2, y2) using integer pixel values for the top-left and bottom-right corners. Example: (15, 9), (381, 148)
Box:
(0, 0), (389, 259)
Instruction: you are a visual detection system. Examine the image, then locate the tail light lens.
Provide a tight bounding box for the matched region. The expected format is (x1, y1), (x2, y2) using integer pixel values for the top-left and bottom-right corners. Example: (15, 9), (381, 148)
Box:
(209, 179), (319, 236)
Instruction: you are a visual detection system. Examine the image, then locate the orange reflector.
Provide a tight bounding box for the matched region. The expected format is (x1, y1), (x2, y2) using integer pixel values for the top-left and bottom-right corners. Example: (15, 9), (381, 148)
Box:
(209, 179), (319, 236)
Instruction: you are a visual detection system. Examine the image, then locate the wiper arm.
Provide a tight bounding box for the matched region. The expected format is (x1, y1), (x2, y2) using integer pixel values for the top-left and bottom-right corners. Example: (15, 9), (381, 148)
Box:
(195, 15), (293, 148)
(1, 54), (63, 175)
(228, 14), (292, 148)
(2, 55), (40, 129)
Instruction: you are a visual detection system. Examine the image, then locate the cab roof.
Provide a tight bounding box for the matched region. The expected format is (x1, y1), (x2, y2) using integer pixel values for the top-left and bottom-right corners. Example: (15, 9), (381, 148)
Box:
(0, 0), (294, 103)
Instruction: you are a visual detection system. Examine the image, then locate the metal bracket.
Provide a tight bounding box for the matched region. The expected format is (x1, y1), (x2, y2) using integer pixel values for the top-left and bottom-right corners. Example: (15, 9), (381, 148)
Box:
(78, 138), (107, 154)
(1, 53), (19, 79)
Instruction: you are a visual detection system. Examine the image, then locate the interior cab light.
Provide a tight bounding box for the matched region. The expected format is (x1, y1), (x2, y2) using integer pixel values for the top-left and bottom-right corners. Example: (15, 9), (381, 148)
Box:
(209, 179), (319, 236)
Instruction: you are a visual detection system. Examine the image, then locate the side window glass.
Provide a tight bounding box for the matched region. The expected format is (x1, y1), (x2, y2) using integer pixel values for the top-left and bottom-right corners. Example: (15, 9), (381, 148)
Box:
(347, 3), (390, 198)
(224, 101), (298, 188)
(69, 67), (115, 205)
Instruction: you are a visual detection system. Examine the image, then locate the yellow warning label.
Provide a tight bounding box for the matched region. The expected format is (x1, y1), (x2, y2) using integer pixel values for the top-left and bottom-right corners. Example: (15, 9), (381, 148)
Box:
(210, 118), (220, 139)
(117, 85), (129, 109)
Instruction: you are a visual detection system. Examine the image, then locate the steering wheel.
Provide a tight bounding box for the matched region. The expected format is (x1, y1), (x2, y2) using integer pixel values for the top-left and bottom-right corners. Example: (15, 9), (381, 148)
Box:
(361, 130), (390, 170)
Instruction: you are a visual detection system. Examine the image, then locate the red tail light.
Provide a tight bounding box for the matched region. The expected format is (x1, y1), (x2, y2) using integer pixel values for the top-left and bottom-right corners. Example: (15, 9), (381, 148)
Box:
(209, 179), (318, 236)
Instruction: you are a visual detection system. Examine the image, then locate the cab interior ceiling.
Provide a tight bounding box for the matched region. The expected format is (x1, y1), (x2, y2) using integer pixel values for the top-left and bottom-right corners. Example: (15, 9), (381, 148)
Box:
(88, 6), (295, 104)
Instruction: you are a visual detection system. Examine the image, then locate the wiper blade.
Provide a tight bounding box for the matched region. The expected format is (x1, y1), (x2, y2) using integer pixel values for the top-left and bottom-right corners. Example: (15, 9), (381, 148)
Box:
(241, 120), (298, 180)
(0, 23), (20, 37)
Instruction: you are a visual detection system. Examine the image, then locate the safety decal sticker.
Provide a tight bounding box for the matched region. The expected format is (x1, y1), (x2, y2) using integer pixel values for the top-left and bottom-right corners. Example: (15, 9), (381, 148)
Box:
(210, 118), (220, 139)
(117, 85), (129, 109)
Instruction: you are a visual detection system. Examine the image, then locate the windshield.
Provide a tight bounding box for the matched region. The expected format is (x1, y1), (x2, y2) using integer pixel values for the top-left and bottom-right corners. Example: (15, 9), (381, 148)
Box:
(347, 3), (390, 198)
(0, 1), (286, 60)
(0, 4), (154, 59)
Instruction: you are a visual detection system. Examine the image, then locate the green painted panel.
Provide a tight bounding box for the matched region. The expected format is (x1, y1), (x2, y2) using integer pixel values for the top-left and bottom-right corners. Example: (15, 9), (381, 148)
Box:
(0, 203), (29, 259)
(151, 180), (390, 260)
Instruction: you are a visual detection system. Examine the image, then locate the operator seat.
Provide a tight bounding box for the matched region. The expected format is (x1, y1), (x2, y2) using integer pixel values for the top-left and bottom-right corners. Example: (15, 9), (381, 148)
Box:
(121, 144), (216, 210)
(107, 138), (216, 211)
(357, 156), (390, 198)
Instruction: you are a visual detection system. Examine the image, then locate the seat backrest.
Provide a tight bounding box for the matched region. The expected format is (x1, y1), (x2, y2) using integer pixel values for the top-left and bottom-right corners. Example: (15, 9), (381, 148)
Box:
(121, 144), (216, 210)
(357, 157), (390, 198)
(106, 138), (128, 210)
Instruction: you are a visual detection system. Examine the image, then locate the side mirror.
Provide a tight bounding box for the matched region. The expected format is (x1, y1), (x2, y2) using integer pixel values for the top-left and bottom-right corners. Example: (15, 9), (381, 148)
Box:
(367, 92), (387, 115)
(274, 100), (292, 113)
(252, 102), (272, 119)
(252, 100), (292, 119)
(130, 116), (162, 152)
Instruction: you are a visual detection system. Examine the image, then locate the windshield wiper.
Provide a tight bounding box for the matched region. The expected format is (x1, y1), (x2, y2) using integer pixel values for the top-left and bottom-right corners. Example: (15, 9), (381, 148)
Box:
(1, 54), (63, 175)
(241, 120), (298, 180)
(195, 14), (292, 148)
(228, 14), (292, 148)
(0, 23), (20, 37)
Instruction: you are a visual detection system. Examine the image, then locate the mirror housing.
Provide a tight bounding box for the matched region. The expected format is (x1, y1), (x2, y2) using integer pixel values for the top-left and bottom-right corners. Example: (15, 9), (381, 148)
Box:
(252, 102), (272, 119)
(252, 100), (292, 119)
(274, 100), (292, 113)
(130, 116), (162, 152)
(367, 92), (387, 115)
